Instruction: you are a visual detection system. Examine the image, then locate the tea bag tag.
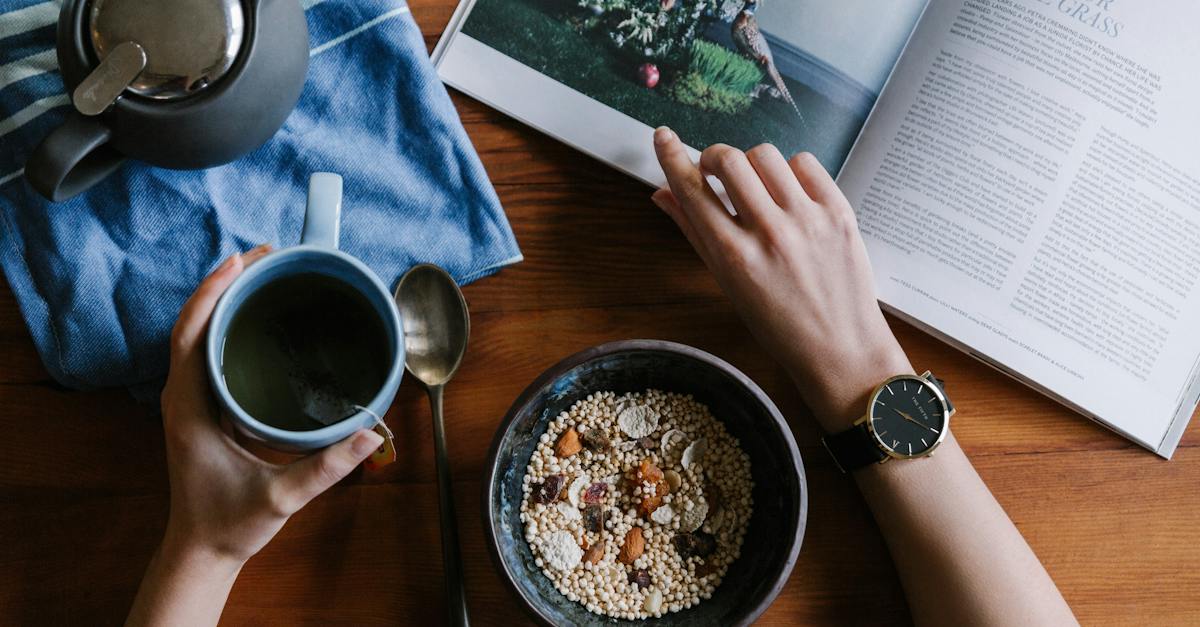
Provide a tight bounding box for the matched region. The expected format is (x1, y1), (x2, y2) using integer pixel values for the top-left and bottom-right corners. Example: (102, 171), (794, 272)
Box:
(355, 405), (396, 469)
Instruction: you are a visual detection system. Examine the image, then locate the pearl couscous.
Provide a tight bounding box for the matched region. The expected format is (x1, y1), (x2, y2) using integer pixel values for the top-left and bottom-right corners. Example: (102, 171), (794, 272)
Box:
(520, 390), (753, 620)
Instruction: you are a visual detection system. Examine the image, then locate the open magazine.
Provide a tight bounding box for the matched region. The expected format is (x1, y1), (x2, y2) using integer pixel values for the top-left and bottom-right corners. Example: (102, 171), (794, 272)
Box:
(434, 0), (1200, 458)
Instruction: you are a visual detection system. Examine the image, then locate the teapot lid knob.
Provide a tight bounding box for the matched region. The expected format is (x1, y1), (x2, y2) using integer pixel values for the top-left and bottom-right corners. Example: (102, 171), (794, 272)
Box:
(88, 0), (246, 100)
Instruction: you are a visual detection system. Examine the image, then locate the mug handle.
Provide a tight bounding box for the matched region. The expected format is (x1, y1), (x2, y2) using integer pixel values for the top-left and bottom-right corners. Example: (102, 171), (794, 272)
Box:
(301, 172), (343, 250)
(25, 111), (126, 202)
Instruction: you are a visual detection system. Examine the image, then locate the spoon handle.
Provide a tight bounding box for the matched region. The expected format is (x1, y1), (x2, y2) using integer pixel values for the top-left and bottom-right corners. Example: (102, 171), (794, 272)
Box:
(429, 384), (470, 627)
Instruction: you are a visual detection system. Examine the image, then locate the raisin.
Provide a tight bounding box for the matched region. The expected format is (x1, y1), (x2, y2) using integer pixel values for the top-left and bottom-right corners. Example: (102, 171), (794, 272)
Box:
(580, 430), (611, 453)
(637, 459), (664, 485)
(673, 531), (718, 559)
(692, 531), (717, 557)
(583, 504), (608, 532)
(628, 568), (652, 589)
(533, 473), (565, 504)
(582, 482), (609, 504)
(638, 494), (662, 518)
(695, 559), (718, 578)
(637, 436), (656, 449)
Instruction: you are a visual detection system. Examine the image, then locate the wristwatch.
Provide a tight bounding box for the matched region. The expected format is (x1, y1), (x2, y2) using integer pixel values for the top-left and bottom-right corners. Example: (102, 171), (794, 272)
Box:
(822, 371), (954, 473)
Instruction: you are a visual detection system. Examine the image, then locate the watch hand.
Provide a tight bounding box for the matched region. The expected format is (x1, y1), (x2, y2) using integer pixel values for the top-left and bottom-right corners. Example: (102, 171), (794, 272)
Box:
(894, 409), (941, 434)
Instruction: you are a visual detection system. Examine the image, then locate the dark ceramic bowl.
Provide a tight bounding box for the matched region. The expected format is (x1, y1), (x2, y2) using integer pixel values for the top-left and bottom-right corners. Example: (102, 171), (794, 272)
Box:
(483, 340), (807, 626)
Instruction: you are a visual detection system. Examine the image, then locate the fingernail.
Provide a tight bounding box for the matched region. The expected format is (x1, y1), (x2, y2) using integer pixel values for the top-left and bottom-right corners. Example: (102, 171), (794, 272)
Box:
(352, 430), (384, 457)
(654, 126), (674, 145)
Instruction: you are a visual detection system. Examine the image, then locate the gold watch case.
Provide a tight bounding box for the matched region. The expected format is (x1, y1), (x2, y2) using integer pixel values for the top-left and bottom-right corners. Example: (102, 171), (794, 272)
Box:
(854, 370), (954, 463)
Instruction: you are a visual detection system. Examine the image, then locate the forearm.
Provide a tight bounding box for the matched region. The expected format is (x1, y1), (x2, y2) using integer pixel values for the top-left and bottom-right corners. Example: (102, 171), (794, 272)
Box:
(126, 536), (244, 627)
(790, 333), (1076, 626)
(855, 435), (1076, 626)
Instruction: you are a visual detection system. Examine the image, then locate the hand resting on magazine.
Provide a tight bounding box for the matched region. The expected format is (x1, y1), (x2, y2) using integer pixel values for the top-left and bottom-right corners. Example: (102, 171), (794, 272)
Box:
(650, 126), (1078, 627)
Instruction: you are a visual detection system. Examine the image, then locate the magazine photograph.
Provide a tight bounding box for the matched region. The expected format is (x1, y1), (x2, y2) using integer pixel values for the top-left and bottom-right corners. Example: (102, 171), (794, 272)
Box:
(438, 0), (925, 177)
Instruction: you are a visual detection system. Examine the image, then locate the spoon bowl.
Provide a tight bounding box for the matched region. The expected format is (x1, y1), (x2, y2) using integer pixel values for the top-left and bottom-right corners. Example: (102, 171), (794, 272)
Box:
(396, 264), (470, 386)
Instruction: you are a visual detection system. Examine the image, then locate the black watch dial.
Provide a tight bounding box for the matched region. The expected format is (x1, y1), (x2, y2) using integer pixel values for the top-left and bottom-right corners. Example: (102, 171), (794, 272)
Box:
(868, 376), (948, 458)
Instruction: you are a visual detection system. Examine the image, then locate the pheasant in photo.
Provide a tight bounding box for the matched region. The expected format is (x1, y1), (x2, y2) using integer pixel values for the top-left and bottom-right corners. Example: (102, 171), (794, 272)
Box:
(732, 0), (805, 122)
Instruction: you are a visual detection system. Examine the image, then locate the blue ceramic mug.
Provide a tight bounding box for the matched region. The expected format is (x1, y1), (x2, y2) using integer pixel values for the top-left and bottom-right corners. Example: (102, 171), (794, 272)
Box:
(205, 173), (405, 451)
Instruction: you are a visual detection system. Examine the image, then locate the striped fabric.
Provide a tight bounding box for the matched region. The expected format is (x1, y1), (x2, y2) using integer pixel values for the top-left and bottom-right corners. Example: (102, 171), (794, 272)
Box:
(0, 0), (520, 392)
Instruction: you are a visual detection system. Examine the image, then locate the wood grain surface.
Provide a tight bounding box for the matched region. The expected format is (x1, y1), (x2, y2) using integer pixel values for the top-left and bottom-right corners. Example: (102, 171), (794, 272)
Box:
(2, 2), (1198, 625)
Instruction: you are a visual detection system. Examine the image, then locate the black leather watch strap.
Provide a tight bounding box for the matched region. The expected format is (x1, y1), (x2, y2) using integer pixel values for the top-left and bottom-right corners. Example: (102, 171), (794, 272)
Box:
(927, 374), (954, 414)
(822, 423), (887, 473)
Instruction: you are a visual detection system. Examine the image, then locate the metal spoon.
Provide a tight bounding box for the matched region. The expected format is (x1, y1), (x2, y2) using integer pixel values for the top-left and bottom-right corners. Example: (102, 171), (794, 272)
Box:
(395, 264), (471, 627)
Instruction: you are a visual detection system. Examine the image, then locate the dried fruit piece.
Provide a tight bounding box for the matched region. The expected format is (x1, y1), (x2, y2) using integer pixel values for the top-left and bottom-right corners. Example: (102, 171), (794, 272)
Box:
(664, 469), (682, 492)
(617, 404), (659, 438)
(582, 482), (609, 504)
(555, 427), (582, 457)
(638, 494), (662, 518)
(681, 438), (707, 469)
(655, 479), (670, 497)
(533, 474), (566, 504)
(628, 568), (652, 588)
(695, 559), (718, 578)
(636, 459), (664, 485)
(583, 504), (608, 532)
(618, 527), (645, 564)
(673, 531), (717, 559)
(637, 436), (656, 449)
(580, 429), (611, 453)
(582, 541), (604, 564)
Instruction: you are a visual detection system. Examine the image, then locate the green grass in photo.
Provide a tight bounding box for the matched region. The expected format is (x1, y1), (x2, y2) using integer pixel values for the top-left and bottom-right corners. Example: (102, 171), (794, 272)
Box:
(669, 40), (764, 115)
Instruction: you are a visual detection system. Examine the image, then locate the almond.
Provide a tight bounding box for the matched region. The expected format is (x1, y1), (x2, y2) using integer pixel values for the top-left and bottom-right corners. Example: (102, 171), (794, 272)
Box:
(618, 527), (645, 564)
(583, 541), (604, 565)
(555, 427), (582, 457)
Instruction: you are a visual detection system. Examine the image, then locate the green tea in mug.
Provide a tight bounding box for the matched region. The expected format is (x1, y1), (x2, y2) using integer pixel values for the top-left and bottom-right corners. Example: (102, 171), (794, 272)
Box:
(221, 272), (391, 431)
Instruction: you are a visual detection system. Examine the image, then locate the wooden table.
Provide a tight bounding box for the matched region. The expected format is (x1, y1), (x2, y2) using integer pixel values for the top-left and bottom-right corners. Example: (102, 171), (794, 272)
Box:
(3, 3), (1199, 624)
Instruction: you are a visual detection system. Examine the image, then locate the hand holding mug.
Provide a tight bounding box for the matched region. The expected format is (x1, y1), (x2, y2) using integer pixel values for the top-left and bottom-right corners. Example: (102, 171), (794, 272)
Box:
(159, 245), (383, 566)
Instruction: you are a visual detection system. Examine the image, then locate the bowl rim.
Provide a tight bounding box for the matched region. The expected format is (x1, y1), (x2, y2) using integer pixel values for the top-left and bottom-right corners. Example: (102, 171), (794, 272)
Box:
(481, 339), (808, 626)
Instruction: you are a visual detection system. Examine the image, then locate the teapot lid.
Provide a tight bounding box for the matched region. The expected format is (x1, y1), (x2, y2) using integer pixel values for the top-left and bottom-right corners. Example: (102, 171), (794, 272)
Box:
(88, 0), (246, 100)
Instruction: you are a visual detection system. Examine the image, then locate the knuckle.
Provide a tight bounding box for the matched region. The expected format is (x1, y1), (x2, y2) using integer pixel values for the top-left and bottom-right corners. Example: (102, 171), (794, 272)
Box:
(715, 149), (744, 173)
(266, 482), (298, 517)
(828, 203), (859, 237)
(746, 143), (777, 162)
(702, 144), (738, 169)
(794, 151), (820, 168)
(676, 175), (708, 205)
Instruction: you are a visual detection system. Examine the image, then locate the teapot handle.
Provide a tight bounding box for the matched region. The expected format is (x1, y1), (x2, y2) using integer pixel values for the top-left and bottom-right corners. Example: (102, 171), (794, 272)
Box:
(25, 112), (125, 202)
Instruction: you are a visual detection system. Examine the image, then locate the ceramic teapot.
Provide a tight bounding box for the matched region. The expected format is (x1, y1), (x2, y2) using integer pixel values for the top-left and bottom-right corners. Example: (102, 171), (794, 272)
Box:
(25, 0), (309, 202)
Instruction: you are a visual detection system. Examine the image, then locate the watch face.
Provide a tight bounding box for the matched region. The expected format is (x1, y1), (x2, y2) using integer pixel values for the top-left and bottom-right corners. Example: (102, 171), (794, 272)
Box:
(868, 376), (949, 458)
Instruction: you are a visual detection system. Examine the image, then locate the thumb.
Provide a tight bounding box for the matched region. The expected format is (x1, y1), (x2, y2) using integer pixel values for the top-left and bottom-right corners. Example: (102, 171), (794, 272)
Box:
(277, 429), (383, 511)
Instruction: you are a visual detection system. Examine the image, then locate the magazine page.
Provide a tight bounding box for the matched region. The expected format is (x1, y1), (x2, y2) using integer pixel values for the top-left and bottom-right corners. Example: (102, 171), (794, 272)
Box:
(837, 0), (1200, 455)
(435, 0), (926, 184)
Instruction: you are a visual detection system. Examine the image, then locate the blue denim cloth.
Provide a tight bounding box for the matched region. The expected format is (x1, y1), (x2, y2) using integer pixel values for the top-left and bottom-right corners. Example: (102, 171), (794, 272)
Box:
(0, 0), (521, 392)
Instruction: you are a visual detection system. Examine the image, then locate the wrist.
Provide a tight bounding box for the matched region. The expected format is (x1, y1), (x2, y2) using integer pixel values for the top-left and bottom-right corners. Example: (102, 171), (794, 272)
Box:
(796, 339), (913, 434)
(159, 526), (246, 581)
